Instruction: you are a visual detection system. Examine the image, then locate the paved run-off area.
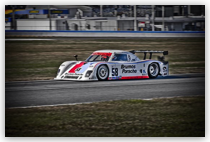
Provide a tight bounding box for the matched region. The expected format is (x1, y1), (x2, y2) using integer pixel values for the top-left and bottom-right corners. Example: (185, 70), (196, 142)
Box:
(5, 74), (204, 108)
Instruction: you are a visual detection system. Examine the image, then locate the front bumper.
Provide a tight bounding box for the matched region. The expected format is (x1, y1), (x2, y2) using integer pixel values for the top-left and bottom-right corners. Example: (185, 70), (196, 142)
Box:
(54, 73), (98, 81)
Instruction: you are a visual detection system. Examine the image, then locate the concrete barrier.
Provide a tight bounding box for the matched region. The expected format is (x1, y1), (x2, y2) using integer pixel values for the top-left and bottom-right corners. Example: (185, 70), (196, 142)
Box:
(5, 30), (205, 38)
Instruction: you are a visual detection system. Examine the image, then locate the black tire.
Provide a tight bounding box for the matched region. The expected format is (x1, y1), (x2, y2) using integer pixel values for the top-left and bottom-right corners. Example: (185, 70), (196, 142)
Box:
(148, 63), (159, 78)
(97, 65), (109, 81)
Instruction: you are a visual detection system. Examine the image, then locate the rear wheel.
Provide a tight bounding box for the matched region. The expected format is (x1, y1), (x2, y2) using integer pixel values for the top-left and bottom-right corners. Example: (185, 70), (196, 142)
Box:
(148, 63), (159, 78)
(97, 65), (109, 81)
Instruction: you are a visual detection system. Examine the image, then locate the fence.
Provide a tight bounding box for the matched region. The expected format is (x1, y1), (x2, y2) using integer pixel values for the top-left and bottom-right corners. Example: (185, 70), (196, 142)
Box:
(5, 25), (205, 32)
(5, 30), (205, 38)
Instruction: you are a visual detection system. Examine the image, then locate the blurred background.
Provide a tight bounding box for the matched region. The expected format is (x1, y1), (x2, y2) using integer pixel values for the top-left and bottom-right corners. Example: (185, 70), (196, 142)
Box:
(5, 5), (205, 31)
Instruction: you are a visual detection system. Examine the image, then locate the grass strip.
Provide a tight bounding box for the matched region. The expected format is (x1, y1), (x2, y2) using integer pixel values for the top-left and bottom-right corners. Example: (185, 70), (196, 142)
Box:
(5, 96), (205, 137)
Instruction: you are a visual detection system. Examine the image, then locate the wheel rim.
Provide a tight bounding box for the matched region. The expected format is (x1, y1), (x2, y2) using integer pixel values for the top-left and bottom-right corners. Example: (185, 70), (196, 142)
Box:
(149, 63), (158, 77)
(98, 66), (108, 80)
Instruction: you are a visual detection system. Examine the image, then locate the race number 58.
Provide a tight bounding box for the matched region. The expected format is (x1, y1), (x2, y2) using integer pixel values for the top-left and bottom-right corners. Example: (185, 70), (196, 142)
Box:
(112, 68), (118, 76)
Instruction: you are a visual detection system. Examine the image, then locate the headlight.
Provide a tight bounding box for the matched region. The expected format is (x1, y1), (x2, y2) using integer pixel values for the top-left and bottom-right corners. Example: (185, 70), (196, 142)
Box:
(85, 70), (93, 77)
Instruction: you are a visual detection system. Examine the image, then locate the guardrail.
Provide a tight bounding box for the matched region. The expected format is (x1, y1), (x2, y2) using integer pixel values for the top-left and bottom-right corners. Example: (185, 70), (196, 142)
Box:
(5, 30), (205, 38)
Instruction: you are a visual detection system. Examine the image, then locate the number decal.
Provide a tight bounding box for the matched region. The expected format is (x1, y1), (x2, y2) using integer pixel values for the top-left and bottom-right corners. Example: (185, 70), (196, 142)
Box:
(115, 68), (118, 76)
(112, 68), (118, 76)
(112, 68), (115, 76)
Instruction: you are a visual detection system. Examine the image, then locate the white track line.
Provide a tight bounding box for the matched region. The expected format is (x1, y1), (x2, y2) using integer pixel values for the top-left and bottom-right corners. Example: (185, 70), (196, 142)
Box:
(5, 39), (56, 41)
(7, 102), (94, 109)
(6, 95), (204, 109)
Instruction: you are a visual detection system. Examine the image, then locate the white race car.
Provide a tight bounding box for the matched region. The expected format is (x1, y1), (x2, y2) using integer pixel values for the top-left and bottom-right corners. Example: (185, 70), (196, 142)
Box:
(54, 50), (169, 81)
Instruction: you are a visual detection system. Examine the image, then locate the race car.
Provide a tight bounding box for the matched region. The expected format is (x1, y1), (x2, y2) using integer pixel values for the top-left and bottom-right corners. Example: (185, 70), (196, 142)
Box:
(54, 50), (169, 81)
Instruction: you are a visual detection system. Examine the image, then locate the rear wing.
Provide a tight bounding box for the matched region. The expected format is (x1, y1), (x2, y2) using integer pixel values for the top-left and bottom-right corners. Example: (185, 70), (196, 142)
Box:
(129, 50), (168, 60)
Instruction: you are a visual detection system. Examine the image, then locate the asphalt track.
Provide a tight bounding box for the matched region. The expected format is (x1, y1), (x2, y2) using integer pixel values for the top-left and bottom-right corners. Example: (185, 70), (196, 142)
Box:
(5, 74), (205, 108)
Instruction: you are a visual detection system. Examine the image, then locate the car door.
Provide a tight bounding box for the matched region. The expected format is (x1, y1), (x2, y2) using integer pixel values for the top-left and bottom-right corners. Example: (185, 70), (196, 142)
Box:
(111, 53), (140, 79)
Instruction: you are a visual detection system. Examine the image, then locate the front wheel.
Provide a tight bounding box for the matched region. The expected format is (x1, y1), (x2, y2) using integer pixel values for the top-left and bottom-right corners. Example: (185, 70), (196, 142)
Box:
(97, 65), (109, 81)
(148, 63), (159, 78)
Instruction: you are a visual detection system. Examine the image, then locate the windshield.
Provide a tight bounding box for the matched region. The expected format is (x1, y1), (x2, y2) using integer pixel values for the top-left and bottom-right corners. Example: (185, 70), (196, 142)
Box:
(85, 52), (112, 62)
(112, 54), (128, 61)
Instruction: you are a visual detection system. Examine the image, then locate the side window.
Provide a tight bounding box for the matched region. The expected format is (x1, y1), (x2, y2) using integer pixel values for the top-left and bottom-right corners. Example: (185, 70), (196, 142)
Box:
(112, 54), (128, 61)
(128, 55), (131, 61)
(130, 54), (140, 62)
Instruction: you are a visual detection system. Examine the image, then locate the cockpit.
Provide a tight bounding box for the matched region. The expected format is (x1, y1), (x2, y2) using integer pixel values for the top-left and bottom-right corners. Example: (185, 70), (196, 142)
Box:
(85, 52), (112, 62)
(112, 54), (128, 61)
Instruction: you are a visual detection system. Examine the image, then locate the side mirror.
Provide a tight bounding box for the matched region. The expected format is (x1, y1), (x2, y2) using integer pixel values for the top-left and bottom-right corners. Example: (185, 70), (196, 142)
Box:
(74, 55), (78, 61)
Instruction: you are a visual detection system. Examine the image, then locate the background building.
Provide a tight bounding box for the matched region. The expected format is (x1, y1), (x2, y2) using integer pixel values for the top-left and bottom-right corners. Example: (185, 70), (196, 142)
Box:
(5, 5), (205, 31)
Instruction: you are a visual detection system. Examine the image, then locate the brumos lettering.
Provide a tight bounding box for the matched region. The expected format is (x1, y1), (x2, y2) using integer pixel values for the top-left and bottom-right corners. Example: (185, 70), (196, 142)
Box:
(121, 64), (137, 73)
(121, 64), (135, 69)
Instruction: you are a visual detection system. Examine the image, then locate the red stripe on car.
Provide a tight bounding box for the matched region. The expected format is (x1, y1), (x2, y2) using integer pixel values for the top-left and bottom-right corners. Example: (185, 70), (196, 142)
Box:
(120, 76), (149, 80)
(94, 62), (102, 68)
(69, 62), (85, 73)
(92, 52), (112, 56)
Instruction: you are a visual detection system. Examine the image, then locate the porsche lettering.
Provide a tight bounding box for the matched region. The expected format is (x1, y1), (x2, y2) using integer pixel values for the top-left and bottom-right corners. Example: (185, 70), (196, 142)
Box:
(122, 69), (137, 73)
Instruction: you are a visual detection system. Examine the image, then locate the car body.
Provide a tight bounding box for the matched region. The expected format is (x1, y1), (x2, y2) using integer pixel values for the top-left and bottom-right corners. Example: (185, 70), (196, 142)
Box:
(54, 50), (169, 81)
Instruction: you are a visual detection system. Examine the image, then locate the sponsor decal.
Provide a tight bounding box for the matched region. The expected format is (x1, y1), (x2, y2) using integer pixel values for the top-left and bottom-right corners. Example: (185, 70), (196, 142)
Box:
(121, 64), (137, 73)
(142, 70), (147, 75)
(89, 63), (95, 68)
(121, 64), (135, 69)
(112, 77), (116, 80)
(66, 73), (83, 76)
(163, 67), (167, 72)
(109, 76), (121, 80)
(122, 69), (137, 73)
(75, 68), (81, 71)
(164, 73), (167, 75)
